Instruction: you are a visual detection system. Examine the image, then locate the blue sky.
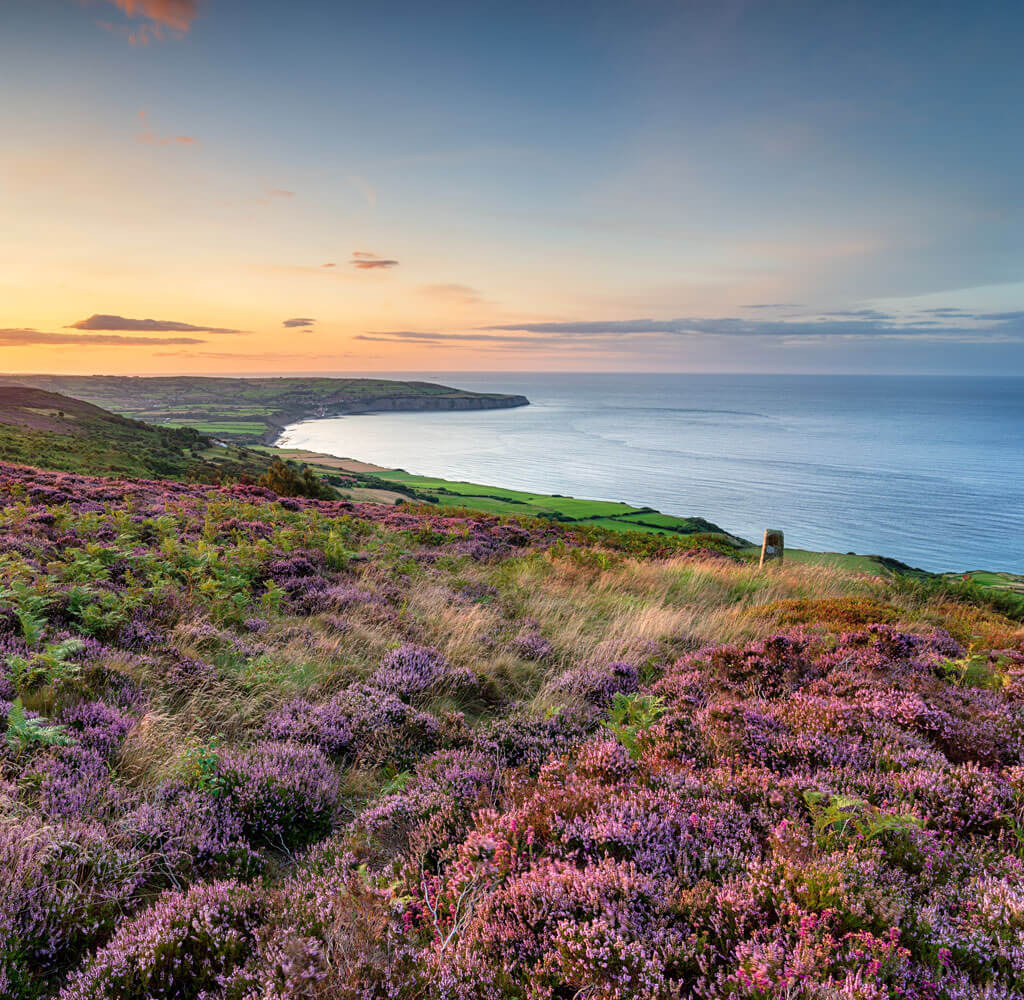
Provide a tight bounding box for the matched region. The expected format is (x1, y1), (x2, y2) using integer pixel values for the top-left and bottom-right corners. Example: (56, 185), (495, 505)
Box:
(1, 0), (1023, 373)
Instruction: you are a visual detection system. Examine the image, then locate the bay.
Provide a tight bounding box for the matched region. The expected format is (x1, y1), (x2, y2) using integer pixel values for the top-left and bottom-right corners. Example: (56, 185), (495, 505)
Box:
(278, 373), (1024, 573)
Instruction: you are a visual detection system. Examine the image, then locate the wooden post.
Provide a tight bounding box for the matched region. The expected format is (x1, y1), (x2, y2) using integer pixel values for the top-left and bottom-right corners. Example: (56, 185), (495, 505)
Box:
(759, 529), (784, 567)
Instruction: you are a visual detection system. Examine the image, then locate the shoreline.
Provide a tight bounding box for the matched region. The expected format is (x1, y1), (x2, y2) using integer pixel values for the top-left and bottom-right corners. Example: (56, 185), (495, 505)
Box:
(258, 391), (530, 445)
(271, 420), (1024, 593)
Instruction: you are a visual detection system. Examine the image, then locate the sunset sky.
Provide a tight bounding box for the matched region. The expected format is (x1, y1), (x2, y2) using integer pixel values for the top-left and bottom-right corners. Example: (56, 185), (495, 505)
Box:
(2, 0), (1023, 374)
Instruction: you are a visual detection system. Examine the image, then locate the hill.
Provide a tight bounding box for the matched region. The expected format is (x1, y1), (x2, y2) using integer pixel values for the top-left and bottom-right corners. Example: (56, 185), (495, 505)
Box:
(0, 385), (279, 483)
(1, 375), (529, 443)
(0, 459), (1022, 998)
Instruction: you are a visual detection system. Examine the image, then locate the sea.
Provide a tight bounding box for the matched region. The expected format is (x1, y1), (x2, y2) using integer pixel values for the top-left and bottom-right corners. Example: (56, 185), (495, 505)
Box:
(277, 374), (1024, 574)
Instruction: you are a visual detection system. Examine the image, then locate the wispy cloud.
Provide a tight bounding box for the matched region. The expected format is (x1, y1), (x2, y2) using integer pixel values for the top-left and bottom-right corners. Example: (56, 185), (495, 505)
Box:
(355, 307), (1024, 354)
(481, 311), (1024, 342)
(976, 310), (1024, 321)
(0, 328), (203, 346)
(817, 309), (892, 320)
(153, 350), (355, 361)
(359, 330), (522, 345)
(283, 317), (316, 329)
(356, 331), (604, 354)
(68, 314), (242, 334)
(104, 1), (199, 32)
(97, 1), (200, 44)
(250, 188), (297, 206)
(135, 110), (199, 146)
(418, 283), (484, 306)
(137, 131), (200, 146)
(351, 251), (399, 270)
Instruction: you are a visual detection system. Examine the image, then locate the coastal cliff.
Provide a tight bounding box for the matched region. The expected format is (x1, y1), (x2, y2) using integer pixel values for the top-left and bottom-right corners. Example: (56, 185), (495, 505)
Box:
(0, 375), (529, 445)
(264, 391), (529, 443)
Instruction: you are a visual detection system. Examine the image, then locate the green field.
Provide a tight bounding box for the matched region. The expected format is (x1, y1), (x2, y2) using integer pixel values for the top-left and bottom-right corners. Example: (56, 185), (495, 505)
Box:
(771, 548), (907, 575)
(368, 470), (738, 535)
(0, 375), (527, 443)
(164, 420), (272, 435)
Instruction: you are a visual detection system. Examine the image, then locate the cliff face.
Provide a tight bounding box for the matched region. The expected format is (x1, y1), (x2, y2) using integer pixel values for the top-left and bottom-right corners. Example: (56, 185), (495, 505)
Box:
(264, 392), (529, 442)
(328, 394), (529, 414)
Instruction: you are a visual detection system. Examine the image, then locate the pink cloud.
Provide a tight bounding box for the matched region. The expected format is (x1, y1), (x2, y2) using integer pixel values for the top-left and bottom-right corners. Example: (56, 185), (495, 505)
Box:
(136, 130), (200, 146)
(351, 251), (399, 270)
(106, 1), (200, 32)
(133, 110), (199, 146)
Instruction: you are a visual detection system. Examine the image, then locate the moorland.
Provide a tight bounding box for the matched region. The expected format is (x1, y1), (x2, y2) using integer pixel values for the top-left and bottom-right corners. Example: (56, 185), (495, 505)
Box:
(1, 378), (1024, 998)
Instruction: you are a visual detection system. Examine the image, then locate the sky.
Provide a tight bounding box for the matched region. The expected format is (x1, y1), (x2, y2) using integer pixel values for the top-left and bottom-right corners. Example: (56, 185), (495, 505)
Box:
(2, 0), (1024, 374)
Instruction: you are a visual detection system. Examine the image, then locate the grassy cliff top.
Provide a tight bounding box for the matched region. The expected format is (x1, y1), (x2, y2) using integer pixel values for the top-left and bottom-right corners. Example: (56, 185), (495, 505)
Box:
(1, 374), (528, 443)
(0, 385), (277, 482)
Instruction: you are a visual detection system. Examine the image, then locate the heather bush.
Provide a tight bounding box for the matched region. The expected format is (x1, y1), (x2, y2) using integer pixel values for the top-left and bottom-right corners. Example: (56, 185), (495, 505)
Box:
(359, 748), (497, 861)
(129, 785), (263, 884)
(512, 628), (553, 662)
(246, 845), (423, 999)
(219, 740), (342, 851)
(33, 741), (132, 821)
(1, 813), (147, 997)
(264, 696), (353, 756)
(59, 699), (134, 758)
(333, 682), (444, 766)
(546, 658), (639, 707)
(58, 880), (265, 1000)
(372, 643), (478, 702)
(473, 706), (592, 772)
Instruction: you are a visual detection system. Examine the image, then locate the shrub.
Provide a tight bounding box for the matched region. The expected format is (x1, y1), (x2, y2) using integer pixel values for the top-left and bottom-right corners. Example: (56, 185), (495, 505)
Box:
(33, 742), (130, 822)
(219, 740), (341, 851)
(474, 708), (592, 773)
(129, 785), (262, 884)
(512, 629), (554, 662)
(1, 814), (147, 997)
(359, 749), (497, 861)
(371, 643), (475, 701)
(59, 700), (134, 758)
(58, 881), (264, 1000)
(333, 683), (443, 767)
(547, 660), (639, 707)
(265, 697), (353, 756)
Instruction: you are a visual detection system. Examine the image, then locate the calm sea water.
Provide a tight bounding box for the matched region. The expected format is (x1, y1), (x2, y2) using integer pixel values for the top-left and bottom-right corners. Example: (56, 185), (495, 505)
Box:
(278, 374), (1024, 573)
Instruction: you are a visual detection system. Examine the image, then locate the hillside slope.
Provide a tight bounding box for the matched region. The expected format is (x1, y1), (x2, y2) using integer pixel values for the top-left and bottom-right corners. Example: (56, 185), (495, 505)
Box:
(0, 385), (273, 482)
(2, 375), (529, 443)
(0, 460), (1022, 998)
